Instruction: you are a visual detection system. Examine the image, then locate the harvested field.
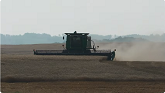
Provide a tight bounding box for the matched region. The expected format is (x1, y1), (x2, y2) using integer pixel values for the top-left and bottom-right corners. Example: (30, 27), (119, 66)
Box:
(2, 81), (165, 93)
(1, 43), (165, 93)
(1, 55), (165, 82)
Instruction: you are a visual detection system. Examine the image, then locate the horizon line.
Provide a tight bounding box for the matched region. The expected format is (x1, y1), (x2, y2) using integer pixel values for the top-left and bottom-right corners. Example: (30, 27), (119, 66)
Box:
(0, 32), (165, 36)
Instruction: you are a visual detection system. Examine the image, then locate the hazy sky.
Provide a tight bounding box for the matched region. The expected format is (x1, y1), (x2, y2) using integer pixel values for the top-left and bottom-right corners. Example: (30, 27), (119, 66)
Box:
(1, 0), (165, 36)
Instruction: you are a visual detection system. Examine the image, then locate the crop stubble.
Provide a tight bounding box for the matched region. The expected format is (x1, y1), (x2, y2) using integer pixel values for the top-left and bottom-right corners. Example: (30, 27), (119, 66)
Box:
(1, 43), (165, 93)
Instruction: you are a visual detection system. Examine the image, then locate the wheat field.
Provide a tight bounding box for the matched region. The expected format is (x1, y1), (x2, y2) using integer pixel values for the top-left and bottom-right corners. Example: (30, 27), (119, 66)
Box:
(1, 42), (165, 93)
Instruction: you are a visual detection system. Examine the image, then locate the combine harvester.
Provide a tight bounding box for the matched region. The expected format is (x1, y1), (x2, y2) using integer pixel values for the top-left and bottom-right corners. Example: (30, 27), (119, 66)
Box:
(33, 31), (115, 60)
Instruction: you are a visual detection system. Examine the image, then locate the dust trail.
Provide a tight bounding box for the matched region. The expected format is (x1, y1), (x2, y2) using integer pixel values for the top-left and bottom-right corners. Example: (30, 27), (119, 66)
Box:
(97, 42), (165, 61)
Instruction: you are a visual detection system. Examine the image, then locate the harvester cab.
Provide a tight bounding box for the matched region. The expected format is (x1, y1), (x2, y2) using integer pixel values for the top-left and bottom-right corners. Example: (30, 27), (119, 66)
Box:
(63, 31), (97, 51)
(33, 31), (115, 61)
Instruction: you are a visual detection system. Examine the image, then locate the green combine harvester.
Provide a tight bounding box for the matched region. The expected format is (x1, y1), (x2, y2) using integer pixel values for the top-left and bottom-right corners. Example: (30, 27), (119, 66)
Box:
(33, 31), (115, 60)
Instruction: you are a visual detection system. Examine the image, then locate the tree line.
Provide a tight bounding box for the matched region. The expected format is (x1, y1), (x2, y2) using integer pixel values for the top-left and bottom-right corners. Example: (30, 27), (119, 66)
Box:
(1, 33), (165, 45)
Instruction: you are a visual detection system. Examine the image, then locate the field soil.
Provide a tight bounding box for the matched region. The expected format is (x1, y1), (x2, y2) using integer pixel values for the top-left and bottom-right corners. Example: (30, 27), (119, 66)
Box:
(2, 81), (165, 93)
(1, 43), (165, 93)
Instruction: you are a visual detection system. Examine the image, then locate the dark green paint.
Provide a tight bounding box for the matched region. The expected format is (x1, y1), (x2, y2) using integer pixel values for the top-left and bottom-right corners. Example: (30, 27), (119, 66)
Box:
(65, 31), (90, 51)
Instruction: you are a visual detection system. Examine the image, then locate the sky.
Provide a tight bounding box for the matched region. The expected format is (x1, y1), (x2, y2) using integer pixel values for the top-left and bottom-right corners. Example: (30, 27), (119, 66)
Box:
(1, 0), (165, 36)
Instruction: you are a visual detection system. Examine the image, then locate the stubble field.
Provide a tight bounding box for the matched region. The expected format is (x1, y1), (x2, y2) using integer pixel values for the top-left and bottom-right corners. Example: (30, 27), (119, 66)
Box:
(1, 42), (165, 93)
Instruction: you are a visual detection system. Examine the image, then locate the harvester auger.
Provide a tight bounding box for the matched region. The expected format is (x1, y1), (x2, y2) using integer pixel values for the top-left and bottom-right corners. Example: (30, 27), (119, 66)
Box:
(33, 31), (114, 60)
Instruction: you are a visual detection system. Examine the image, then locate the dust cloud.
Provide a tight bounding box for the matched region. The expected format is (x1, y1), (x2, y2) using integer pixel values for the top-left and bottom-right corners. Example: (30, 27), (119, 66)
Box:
(97, 42), (165, 61)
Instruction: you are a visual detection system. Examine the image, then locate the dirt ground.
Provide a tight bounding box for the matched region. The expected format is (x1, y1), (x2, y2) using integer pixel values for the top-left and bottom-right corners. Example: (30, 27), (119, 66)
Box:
(1, 43), (165, 93)
(2, 81), (165, 93)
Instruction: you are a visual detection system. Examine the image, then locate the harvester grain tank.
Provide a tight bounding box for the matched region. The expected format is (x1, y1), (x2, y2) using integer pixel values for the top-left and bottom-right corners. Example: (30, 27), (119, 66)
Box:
(33, 31), (114, 60)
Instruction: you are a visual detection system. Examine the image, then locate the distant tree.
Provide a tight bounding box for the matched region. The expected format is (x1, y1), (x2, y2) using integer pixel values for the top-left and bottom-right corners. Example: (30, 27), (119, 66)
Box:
(1, 33), (165, 45)
(1, 33), (63, 45)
